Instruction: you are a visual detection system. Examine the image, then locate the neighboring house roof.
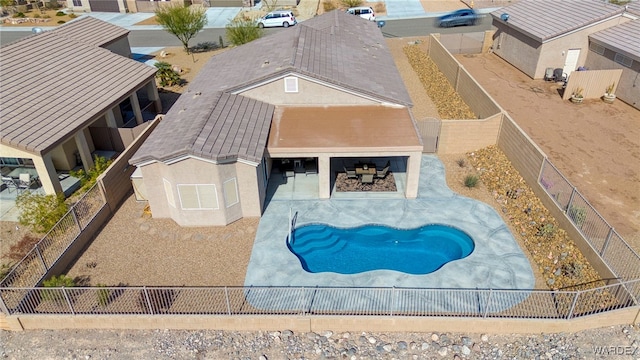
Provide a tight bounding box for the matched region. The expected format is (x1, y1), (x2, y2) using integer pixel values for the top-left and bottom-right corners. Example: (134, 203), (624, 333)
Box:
(626, 1), (640, 17)
(46, 16), (130, 47)
(590, 19), (640, 60)
(131, 92), (274, 165)
(131, 10), (413, 167)
(0, 26), (155, 154)
(491, 0), (625, 43)
(186, 10), (412, 106)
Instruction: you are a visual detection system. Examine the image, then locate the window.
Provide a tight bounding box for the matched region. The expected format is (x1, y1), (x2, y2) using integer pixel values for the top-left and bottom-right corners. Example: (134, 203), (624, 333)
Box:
(223, 178), (239, 207)
(72, 0), (82, 6)
(163, 179), (175, 208)
(177, 184), (218, 210)
(589, 42), (605, 55)
(284, 76), (298, 93)
(614, 53), (633, 68)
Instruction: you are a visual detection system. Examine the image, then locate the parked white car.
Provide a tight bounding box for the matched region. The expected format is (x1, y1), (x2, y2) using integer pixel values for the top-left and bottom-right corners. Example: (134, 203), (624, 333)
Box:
(346, 7), (376, 21)
(258, 10), (297, 28)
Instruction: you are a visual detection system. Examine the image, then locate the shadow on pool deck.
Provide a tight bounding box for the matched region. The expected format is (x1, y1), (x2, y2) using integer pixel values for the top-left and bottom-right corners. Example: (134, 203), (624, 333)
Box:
(245, 154), (535, 293)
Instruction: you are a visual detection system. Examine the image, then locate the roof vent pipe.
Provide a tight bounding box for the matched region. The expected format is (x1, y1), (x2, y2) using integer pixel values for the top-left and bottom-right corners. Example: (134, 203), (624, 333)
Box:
(501, 13), (509, 22)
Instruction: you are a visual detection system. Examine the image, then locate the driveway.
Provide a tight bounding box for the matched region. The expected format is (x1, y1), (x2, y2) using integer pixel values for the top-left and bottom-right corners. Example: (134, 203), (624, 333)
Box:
(456, 53), (640, 250)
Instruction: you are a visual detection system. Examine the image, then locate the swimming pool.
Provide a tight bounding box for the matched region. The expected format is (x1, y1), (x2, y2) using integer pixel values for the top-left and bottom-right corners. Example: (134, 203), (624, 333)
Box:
(288, 224), (474, 275)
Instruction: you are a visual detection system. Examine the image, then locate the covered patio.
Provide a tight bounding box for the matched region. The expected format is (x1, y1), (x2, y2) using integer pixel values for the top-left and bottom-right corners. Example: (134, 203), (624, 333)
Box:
(266, 105), (423, 199)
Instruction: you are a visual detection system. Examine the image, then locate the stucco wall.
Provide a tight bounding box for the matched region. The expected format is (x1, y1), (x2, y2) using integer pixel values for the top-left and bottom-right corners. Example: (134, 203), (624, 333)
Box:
(240, 77), (380, 106)
(103, 36), (132, 59)
(491, 22), (542, 78)
(585, 48), (640, 110)
(139, 158), (262, 226)
(437, 113), (502, 154)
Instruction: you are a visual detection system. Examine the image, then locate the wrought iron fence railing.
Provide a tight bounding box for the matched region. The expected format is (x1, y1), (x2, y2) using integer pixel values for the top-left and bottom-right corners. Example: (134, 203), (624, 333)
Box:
(0, 280), (637, 318)
(0, 184), (106, 289)
(539, 159), (640, 283)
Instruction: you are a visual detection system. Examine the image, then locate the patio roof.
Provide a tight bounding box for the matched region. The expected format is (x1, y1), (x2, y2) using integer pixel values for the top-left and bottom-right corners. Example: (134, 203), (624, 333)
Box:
(589, 19), (640, 60)
(267, 106), (422, 153)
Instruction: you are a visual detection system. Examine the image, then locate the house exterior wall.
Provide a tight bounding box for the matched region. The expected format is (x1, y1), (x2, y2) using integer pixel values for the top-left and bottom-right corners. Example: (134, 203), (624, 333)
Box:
(585, 48), (640, 110)
(103, 36), (133, 58)
(139, 158), (261, 227)
(492, 22), (542, 78)
(240, 77), (380, 106)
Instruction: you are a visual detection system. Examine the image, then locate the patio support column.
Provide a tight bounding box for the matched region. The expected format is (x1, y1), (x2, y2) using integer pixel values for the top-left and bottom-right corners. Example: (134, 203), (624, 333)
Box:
(318, 155), (331, 199)
(129, 92), (144, 125)
(33, 153), (62, 195)
(147, 80), (162, 113)
(74, 131), (94, 171)
(105, 108), (118, 128)
(405, 152), (422, 199)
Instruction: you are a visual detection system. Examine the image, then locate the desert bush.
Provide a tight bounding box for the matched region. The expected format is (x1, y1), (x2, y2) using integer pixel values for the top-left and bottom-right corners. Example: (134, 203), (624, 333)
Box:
(57, 20), (65, 24)
(154, 61), (181, 87)
(33, 13), (40, 18)
(464, 174), (479, 188)
(55, 10), (65, 16)
(96, 284), (110, 306)
(69, 155), (112, 193)
(373, 1), (385, 13)
(568, 206), (587, 227)
(323, 0), (336, 11)
(68, 13), (77, 18)
(456, 158), (465, 167)
(13, 12), (25, 18)
(225, 18), (263, 46)
(340, 0), (362, 7)
(42, 274), (75, 303)
(16, 192), (69, 234)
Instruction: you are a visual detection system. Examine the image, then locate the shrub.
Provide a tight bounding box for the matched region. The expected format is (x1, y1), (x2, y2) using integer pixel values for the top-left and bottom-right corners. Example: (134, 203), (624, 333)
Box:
(57, 20), (65, 24)
(225, 18), (263, 46)
(68, 13), (77, 18)
(340, 0), (363, 7)
(154, 61), (181, 87)
(33, 13), (41, 18)
(16, 192), (69, 234)
(323, 0), (337, 11)
(568, 206), (587, 227)
(70, 155), (113, 192)
(42, 274), (75, 303)
(464, 174), (479, 188)
(536, 223), (556, 238)
(96, 284), (110, 306)
(456, 158), (465, 167)
(55, 11), (65, 16)
(0, 263), (14, 281)
(13, 12), (25, 18)
(42, 14), (50, 18)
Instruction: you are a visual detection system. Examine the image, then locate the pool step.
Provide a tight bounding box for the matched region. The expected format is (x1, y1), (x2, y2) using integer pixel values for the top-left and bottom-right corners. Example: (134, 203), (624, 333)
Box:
(293, 235), (342, 256)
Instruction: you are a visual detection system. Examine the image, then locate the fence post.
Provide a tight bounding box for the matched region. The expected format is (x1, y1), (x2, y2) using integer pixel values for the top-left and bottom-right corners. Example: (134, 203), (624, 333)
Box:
(391, 287), (396, 316)
(35, 245), (48, 272)
(566, 187), (577, 213)
(71, 206), (82, 232)
(567, 291), (580, 319)
(0, 291), (10, 315)
(224, 287), (231, 315)
(62, 287), (74, 315)
(600, 228), (614, 256)
(143, 287), (154, 315)
(483, 289), (493, 318)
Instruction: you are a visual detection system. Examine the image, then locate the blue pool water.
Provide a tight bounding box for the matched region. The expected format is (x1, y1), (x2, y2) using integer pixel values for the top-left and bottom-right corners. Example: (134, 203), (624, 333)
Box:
(288, 224), (475, 275)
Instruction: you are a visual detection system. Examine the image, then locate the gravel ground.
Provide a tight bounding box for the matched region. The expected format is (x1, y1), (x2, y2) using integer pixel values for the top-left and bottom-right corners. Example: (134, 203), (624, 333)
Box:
(1, 325), (638, 359)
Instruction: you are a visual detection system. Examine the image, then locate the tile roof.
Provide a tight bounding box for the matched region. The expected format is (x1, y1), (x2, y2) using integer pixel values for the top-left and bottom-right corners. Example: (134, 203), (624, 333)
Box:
(625, 1), (640, 16)
(130, 92), (274, 165)
(186, 10), (412, 106)
(46, 16), (130, 47)
(131, 10), (413, 166)
(1, 26), (155, 154)
(590, 19), (640, 59)
(491, 0), (625, 42)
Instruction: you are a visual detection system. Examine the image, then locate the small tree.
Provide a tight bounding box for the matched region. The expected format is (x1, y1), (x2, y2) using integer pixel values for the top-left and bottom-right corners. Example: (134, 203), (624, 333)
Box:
(70, 155), (113, 192)
(155, 4), (207, 54)
(154, 61), (182, 87)
(225, 18), (263, 46)
(16, 192), (68, 234)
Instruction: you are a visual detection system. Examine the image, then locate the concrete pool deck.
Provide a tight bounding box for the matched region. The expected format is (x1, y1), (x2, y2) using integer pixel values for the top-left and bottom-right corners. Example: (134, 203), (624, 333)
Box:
(245, 155), (535, 292)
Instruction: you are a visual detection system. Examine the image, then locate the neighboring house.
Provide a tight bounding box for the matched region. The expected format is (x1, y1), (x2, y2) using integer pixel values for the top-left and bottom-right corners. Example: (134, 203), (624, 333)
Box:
(585, 17), (640, 109)
(0, 17), (161, 196)
(130, 10), (423, 227)
(66, 0), (226, 14)
(491, 0), (629, 79)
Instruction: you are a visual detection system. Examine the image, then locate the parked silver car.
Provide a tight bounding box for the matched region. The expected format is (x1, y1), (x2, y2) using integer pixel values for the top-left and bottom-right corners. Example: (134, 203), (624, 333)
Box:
(258, 10), (297, 28)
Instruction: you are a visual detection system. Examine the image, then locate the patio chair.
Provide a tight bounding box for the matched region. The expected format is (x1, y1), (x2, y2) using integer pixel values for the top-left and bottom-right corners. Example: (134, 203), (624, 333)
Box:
(2, 176), (18, 193)
(344, 166), (357, 179)
(18, 173), (33, 192)
(375, 161), (390, 179)
(361, 174), (374, 184)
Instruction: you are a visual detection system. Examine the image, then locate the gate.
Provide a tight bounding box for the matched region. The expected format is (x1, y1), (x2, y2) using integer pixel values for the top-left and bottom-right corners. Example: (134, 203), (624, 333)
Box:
(439, 33), (483, 54)
(416, 117), (441, 153)
(89, 0), (120, 12)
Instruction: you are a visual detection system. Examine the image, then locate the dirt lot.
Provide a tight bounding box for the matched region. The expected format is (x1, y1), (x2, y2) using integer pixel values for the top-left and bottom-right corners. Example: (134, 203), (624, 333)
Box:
(456, 53), (640, 251)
